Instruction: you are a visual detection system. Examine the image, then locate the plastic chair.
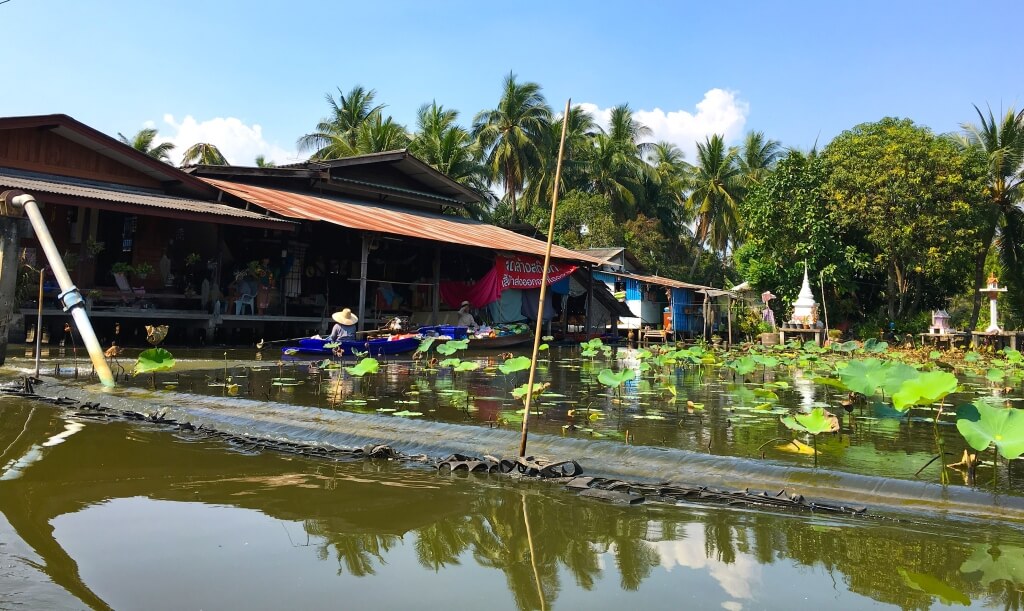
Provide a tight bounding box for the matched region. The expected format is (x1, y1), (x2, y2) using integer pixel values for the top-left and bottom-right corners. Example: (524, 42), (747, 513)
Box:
(235, 293), (255, 315)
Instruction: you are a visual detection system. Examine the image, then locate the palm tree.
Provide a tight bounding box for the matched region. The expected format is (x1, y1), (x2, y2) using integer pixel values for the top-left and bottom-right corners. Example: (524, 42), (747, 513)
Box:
(180, 142), (228, 166)
(584, 132), (644, 219)
(606, 103), (652, 156)
(352, 113), (410, 154)
(409, 101), (490, 199)
(473, 73), (552, 222)
(736, 131), (782, 187)
(298, 85), (386, 160)
(522, 104), (597, 212)
(686, 134), (743, 261)
(254, 155), (276, 168)
(641, 141), (691, 234)
(117, 128), (175, 163)
(957, 105), (1024, 329)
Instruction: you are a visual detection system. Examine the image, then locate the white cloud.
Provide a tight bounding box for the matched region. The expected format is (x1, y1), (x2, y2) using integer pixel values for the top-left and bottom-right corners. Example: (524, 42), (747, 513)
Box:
(579, 88), (749, 161)
(154, 114), (299, 167)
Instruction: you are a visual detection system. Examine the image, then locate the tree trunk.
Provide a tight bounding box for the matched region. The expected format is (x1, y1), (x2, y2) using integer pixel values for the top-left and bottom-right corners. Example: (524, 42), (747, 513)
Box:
(0, 217), (22, 365)
(886, 267), (897, 321)
(506, 163), (517, 223)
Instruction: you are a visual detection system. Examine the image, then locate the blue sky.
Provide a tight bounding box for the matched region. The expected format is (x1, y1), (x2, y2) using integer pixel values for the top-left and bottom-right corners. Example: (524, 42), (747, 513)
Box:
(2, 0), (1019, 165)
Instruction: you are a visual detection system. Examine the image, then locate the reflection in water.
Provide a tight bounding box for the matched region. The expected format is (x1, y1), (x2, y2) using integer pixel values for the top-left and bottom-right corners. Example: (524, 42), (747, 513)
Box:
(1, 400), (1024, 610)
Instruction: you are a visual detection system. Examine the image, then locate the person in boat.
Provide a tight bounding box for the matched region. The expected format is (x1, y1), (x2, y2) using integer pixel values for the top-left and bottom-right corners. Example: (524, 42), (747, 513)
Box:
(319, 308), (358, 341)
(457, 300), (477, 328)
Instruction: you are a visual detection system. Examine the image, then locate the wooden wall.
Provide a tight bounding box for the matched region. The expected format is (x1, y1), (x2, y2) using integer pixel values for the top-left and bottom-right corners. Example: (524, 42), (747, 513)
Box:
(0, 127), (162, 189)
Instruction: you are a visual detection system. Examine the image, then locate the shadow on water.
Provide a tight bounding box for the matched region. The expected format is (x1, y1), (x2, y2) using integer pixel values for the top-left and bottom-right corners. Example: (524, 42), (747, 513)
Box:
(3, 399), (1024, 610)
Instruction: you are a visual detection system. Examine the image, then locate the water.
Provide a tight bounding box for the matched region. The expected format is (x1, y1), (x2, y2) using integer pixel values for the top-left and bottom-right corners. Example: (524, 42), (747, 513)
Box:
(17, 344), (1020, 496)
(3, 399), (1024, 610)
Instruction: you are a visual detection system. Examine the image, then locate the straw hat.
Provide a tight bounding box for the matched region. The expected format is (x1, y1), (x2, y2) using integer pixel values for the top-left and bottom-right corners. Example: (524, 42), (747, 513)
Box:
(332, 308), (358, 325)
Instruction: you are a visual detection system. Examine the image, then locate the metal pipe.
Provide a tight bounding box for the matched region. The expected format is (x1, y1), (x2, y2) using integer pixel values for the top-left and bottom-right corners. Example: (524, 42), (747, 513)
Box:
(35, 266), (44, 378)
(11, 193), (114, 387)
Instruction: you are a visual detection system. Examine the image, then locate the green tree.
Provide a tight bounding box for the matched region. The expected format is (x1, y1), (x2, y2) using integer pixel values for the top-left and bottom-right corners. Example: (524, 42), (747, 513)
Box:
(523, 104), (597, 212)
(254, 155), (276, 168)
(823, 117), (988, 319)
(180, 142), (228, 166)
(736, 130), (782, 190)
(686, 134), (743, 261)
(734, 151), (874, 322)
(956, 105), (1024, 327)
(473, 73), (552, 222)
(409, 101), (489, 198)
(117, 128), (175, 163)
(352, 113), (410, 154)
(298, 85), (386, 160)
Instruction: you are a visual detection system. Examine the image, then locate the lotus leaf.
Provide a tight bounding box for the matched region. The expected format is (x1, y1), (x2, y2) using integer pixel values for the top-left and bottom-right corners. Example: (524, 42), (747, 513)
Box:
(417, 338), (435, 353)
(439, 358), (462, 368)
(499, 356), (532, 375)
(863, 338), (888, 353)
(833, 340), (860, 353)
(955, 402), (1024, 459)
(837, 359), (918, 397)
(752, 388), (779, 401)
(965, 351), (981, 363)
(929, 350), (942, 360)
(580, 348), (599, 358)
(512, 382), (549, 400)
(134, 348), (175, 376)
(541, 335), (554, 341)
(597, 368), (636, 388)
(392, 410), (423, 417)
(345, 357), (380, 377)
(898, 569), (970, 606)
(727, 356), (757, 376)
(538, 343), (549, 351)
(891, 371), (959, 411)
(454, 361), (479, 372)
(986, 368), (1006, 382)
(781, 407), (839, 435)
(959, 543), (1024, 587)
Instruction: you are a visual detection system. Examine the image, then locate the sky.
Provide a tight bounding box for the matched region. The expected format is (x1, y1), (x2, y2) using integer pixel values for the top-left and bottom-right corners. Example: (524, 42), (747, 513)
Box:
(2, 0), (1020, 166)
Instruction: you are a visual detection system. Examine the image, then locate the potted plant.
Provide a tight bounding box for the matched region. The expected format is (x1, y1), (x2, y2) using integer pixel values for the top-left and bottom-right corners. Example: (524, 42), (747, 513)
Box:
(111, 262), (134, 277)
(759, 321), (779, 346)
(134, 262), (154, 281)
(85, 289), (103, 312)
(85, 238), (105, 260)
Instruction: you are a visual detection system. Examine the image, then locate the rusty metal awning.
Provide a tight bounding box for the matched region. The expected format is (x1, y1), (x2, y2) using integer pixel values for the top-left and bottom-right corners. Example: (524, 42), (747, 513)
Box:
(203, 178), (604, 264)
(0, 168), (291, 229)
(602, 270), (713, 291)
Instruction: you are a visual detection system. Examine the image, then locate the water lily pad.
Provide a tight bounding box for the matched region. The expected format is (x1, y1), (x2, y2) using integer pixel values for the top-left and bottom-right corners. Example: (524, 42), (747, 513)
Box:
(891, 371), (959, 411)
(345, 357), (380, 377)
(454, 361), (479, 372)
(499, 356), (532, 375)
(955, 402), (1024, 459)
(393, 410), (423, 417)
(597, 368), (635, 388)
(134, 348), (175, 376)
(781, 407), (839, 435)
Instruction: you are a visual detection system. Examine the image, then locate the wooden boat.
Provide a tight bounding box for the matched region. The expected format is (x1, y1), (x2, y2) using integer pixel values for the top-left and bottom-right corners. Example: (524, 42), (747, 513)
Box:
(283, 335), (419, 357)
(467, 331), (532, 349)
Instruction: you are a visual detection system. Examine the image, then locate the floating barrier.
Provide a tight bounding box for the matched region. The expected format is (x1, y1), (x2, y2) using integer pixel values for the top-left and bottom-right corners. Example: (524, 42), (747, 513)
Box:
(1, 376), (873, 520)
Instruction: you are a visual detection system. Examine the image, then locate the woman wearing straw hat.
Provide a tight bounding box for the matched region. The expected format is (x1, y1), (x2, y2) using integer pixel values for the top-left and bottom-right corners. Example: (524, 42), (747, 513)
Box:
(457, 300), (477, 328)
(321, 308), (358, 341)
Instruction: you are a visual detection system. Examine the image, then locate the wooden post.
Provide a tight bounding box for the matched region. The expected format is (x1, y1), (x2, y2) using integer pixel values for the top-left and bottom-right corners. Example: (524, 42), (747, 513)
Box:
(431, 246), (441, 326)
(35, 266), (45, 377)
(519, 98), (571, 459)
(357, 233), (370, 333)
(0, 217), (21, 365)
(585, 266), (594, 339)
(726, 294), (733, 349)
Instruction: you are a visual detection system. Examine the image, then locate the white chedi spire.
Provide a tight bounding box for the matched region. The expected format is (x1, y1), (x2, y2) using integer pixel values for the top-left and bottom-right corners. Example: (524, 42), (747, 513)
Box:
(792, 263), (816, 323)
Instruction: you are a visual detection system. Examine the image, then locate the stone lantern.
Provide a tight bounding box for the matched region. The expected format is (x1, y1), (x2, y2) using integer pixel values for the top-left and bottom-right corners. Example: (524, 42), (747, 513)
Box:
(979, 274), (1007, 333)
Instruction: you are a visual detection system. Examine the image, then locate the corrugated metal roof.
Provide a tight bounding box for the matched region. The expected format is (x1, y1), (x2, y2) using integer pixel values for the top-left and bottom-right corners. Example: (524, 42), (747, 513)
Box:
(0, 168), (289, 225)
(602, 269), (714, 292)
(203, 178), (604, 264)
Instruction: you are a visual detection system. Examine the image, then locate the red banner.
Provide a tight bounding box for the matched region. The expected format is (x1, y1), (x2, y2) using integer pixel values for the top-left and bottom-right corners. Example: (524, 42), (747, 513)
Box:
(498, 255), (577, 290)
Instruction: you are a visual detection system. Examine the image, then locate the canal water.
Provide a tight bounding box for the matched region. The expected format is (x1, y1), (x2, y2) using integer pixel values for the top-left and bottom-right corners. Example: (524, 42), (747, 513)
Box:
(2, 346), (1023, 608)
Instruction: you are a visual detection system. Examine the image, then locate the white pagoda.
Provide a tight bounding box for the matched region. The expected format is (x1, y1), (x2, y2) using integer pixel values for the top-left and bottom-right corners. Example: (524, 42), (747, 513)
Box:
(791, 264), (817, 326)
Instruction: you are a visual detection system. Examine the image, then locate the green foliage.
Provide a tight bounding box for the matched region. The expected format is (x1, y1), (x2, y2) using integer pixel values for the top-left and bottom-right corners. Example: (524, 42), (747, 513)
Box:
(890, 371), (959, 411)
(824, 117), (988, 319)
(133, 348), (175, 376)
(837, 359), (918, 397)
(345, 357), (380, 377)
(780, 407), (839, 435)
(596, 368), (635, 388)
(498, 355), (532, 375)
(955, 402), (1024, 459)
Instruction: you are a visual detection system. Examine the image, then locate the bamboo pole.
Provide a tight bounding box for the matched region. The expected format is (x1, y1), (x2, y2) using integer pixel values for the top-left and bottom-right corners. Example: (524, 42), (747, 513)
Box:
(35, 266), (45, 378)
(519, 98), (571, 458)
